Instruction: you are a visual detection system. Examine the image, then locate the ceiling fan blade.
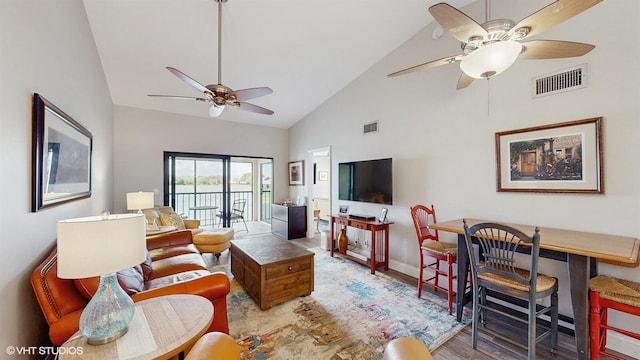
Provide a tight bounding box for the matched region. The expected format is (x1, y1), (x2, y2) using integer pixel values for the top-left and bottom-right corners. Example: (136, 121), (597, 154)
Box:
(429, 3), (487, 43)
(232, 87), (273, 101)
(166, 67), (211, 94)
(236, 102), (274, 115)
(519, 40), (595, 59)
(148, 94), (208, 102)
(388, 55), (462, 78)
(456, 72), (474, 90)
(507, 0), (602, 40)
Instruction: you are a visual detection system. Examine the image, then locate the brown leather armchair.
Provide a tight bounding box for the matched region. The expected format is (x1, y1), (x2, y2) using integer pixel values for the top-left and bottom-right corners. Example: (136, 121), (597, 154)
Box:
(31, 230), (230, 345)
(382, 337), (433, 360)
(185, 332), (241, 360)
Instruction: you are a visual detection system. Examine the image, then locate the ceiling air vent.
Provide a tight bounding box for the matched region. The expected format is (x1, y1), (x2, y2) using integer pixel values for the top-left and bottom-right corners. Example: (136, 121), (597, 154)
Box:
(532, 64), (587, 98)
(363, 121), (379, 135)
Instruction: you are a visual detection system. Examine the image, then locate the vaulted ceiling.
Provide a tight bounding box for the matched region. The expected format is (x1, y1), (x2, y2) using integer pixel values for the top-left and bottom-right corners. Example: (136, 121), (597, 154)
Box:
(83, 0), (475, 128)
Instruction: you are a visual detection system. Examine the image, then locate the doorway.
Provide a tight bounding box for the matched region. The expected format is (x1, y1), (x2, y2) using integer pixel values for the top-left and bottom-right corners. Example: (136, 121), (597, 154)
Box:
(307, 147), (331, 238)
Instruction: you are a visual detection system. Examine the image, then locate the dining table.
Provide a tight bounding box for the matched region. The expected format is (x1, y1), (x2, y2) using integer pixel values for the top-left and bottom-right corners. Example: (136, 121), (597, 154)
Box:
(429, 218), (639, 360)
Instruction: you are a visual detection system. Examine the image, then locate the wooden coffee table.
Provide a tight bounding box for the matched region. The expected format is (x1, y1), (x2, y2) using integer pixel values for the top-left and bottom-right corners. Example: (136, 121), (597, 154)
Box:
(230, 237), (314, 310)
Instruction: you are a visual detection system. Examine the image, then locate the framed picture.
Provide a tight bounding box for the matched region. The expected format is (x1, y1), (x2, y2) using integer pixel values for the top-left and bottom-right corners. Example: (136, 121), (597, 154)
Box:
(318, 171), (328, 181)
(379, 208), (388, 223)
(288, 160), (304, 186)
(339, 205), (349, 216)
(32, 93), (93, 211)
(495, 117), (602, 193)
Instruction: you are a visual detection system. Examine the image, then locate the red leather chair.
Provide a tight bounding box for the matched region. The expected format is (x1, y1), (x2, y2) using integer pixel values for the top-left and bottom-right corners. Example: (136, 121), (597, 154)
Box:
(410, 204), (459, 314)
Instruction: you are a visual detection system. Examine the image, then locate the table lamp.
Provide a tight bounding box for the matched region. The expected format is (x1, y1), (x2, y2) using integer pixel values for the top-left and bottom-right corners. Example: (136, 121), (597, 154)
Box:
(126, 191), (154, 213)
(57, 213), (146, 345)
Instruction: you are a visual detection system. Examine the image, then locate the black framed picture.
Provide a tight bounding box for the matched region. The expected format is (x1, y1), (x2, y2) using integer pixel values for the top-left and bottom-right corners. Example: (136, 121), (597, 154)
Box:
(32, 93), (92, 211)
(379, 208), (388, 223)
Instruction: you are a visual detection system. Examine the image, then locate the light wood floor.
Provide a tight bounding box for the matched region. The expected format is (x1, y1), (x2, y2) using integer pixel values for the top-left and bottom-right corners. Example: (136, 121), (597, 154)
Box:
(205, 231), (634, 360)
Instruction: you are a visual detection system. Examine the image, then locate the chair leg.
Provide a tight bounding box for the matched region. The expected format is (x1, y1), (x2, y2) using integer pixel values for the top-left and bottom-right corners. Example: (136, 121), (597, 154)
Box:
(447, 254), (454, 315)
(471, 285), (479, 350)
(434, 259), (440, 290)
(551, 290), (558, 354)
(527, 296), (536, 360)
(418, 254), (424, 298)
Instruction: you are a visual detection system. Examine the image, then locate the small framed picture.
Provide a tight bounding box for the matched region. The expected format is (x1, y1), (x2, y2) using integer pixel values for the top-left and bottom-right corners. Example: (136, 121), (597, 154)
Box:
(379, 208), (388, 223)
(288, 160), (304, 186)
(318, 171), (329, 181)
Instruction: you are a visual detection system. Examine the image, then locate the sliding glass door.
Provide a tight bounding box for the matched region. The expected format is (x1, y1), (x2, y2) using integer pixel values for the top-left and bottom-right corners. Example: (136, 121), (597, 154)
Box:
(164, 152), (273, 230)
(165, 152), (230, 227)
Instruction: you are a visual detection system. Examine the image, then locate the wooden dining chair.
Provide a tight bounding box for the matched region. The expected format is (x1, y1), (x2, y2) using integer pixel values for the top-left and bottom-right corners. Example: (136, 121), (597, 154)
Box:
(410, 205), (458, 314)
(462, 220), (558, 360)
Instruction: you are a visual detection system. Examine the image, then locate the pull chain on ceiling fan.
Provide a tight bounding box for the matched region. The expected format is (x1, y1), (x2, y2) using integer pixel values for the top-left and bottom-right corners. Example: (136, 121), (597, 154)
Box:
(149, 0), (274, 117)
(388, 0), (602, 90)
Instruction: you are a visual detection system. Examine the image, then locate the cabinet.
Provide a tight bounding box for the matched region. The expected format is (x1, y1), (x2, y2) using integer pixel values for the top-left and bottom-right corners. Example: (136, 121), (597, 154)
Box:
(271, 204), (307, 239)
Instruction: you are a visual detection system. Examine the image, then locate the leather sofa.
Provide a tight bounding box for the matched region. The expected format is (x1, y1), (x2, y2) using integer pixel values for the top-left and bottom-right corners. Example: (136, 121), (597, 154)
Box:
(31, 230), (230, 346)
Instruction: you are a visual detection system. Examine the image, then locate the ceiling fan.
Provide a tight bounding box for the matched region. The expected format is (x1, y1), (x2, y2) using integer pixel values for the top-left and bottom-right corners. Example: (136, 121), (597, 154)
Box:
(388, 0), (602, 89)
(149, 0), (273, 117)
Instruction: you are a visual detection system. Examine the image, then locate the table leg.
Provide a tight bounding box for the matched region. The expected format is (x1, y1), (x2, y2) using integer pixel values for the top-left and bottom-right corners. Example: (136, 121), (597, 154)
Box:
(456, 234), (470, 322)
(568, 254), (597, 360)
(370, 229), (377, 274)
(384, 226), (389, 271)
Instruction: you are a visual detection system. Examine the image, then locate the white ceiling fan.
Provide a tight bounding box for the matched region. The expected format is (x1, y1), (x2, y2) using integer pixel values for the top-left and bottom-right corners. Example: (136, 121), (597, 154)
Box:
(388, 0), (602, 89)
(149, 0), (273, 117)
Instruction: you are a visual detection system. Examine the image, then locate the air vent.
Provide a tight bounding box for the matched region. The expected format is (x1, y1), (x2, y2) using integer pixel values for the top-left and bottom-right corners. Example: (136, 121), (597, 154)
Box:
(532, 64), (587, 98)
(363, 121), (379, 135)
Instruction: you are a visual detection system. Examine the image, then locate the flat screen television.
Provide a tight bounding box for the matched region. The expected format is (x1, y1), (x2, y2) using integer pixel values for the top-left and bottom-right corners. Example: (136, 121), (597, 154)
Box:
(338, 158), (392, 205)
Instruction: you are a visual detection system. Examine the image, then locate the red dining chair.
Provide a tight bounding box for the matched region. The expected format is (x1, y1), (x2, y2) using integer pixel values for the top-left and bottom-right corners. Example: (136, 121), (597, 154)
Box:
(410, 204), (459, 314)
(589, 276), (640, 360)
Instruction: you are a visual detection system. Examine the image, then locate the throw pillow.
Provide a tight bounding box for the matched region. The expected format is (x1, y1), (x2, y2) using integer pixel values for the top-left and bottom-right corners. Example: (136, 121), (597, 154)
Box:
(140, 251), (153, 281)
(159, 212), (186, 230)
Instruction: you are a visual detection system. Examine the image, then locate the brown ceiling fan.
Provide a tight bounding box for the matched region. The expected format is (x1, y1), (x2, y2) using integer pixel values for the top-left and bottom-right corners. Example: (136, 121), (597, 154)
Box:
(149, 0), (273, 117)
(388, 0), (602, 89)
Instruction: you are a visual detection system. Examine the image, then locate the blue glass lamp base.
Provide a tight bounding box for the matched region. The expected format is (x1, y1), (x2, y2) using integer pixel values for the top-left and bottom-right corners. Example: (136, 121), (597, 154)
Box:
(79, 273), (135, 345)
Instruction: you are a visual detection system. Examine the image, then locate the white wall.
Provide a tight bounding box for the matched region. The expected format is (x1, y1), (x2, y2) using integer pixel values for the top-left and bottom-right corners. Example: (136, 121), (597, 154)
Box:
(289, 0), (640, 355)
(0, 0), (114, 353)
(113, 105), (289, 212)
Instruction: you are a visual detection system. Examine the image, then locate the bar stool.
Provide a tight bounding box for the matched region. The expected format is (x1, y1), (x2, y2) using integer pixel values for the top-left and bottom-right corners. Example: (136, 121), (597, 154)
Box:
(589, 276), (640, 360)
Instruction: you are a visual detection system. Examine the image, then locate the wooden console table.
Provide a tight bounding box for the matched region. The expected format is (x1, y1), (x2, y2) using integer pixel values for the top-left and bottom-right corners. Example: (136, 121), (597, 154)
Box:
(330, 215), (393, 274)
(430, 218), (639, 360)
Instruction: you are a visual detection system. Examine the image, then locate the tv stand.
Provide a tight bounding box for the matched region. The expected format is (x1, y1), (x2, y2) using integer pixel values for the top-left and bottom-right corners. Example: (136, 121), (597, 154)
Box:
(330, 215), (393, 274)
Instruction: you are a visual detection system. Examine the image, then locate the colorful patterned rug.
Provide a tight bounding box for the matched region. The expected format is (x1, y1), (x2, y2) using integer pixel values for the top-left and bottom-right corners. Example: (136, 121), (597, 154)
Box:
(219, 248), (470, 360)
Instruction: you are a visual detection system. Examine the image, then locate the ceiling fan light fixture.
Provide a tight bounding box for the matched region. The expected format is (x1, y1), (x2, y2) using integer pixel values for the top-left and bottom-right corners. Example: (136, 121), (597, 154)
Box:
(209, 104), (225, 117)
(460, 41), (522, 79)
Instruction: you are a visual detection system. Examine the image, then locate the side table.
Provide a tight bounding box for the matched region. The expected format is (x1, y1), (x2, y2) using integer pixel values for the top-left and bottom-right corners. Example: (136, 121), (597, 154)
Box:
(60, 294), (213, 360)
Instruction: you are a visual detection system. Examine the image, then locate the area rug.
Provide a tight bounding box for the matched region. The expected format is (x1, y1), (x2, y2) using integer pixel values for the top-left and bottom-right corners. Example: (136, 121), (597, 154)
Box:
(215, 247), (470, 360)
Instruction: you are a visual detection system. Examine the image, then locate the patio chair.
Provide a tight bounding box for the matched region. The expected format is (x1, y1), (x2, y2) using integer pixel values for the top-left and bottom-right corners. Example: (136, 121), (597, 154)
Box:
(217, 199), (248, 232)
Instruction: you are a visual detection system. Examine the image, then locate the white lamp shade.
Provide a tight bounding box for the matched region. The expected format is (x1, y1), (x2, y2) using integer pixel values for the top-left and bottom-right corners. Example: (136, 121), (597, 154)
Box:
(126, 191), (154, 211)
(460, 41), (522, 79)
(209, 104), (225, 117)
(57, 214), (146, 278)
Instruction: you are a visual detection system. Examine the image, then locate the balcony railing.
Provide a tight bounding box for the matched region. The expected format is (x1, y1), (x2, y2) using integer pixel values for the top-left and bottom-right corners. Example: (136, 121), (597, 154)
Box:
(173, 190), (272, 226)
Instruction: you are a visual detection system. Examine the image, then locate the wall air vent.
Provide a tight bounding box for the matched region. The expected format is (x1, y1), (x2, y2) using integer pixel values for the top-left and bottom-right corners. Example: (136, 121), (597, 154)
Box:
(363, 121), (379, 135)
(532, 64), (587, 98)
